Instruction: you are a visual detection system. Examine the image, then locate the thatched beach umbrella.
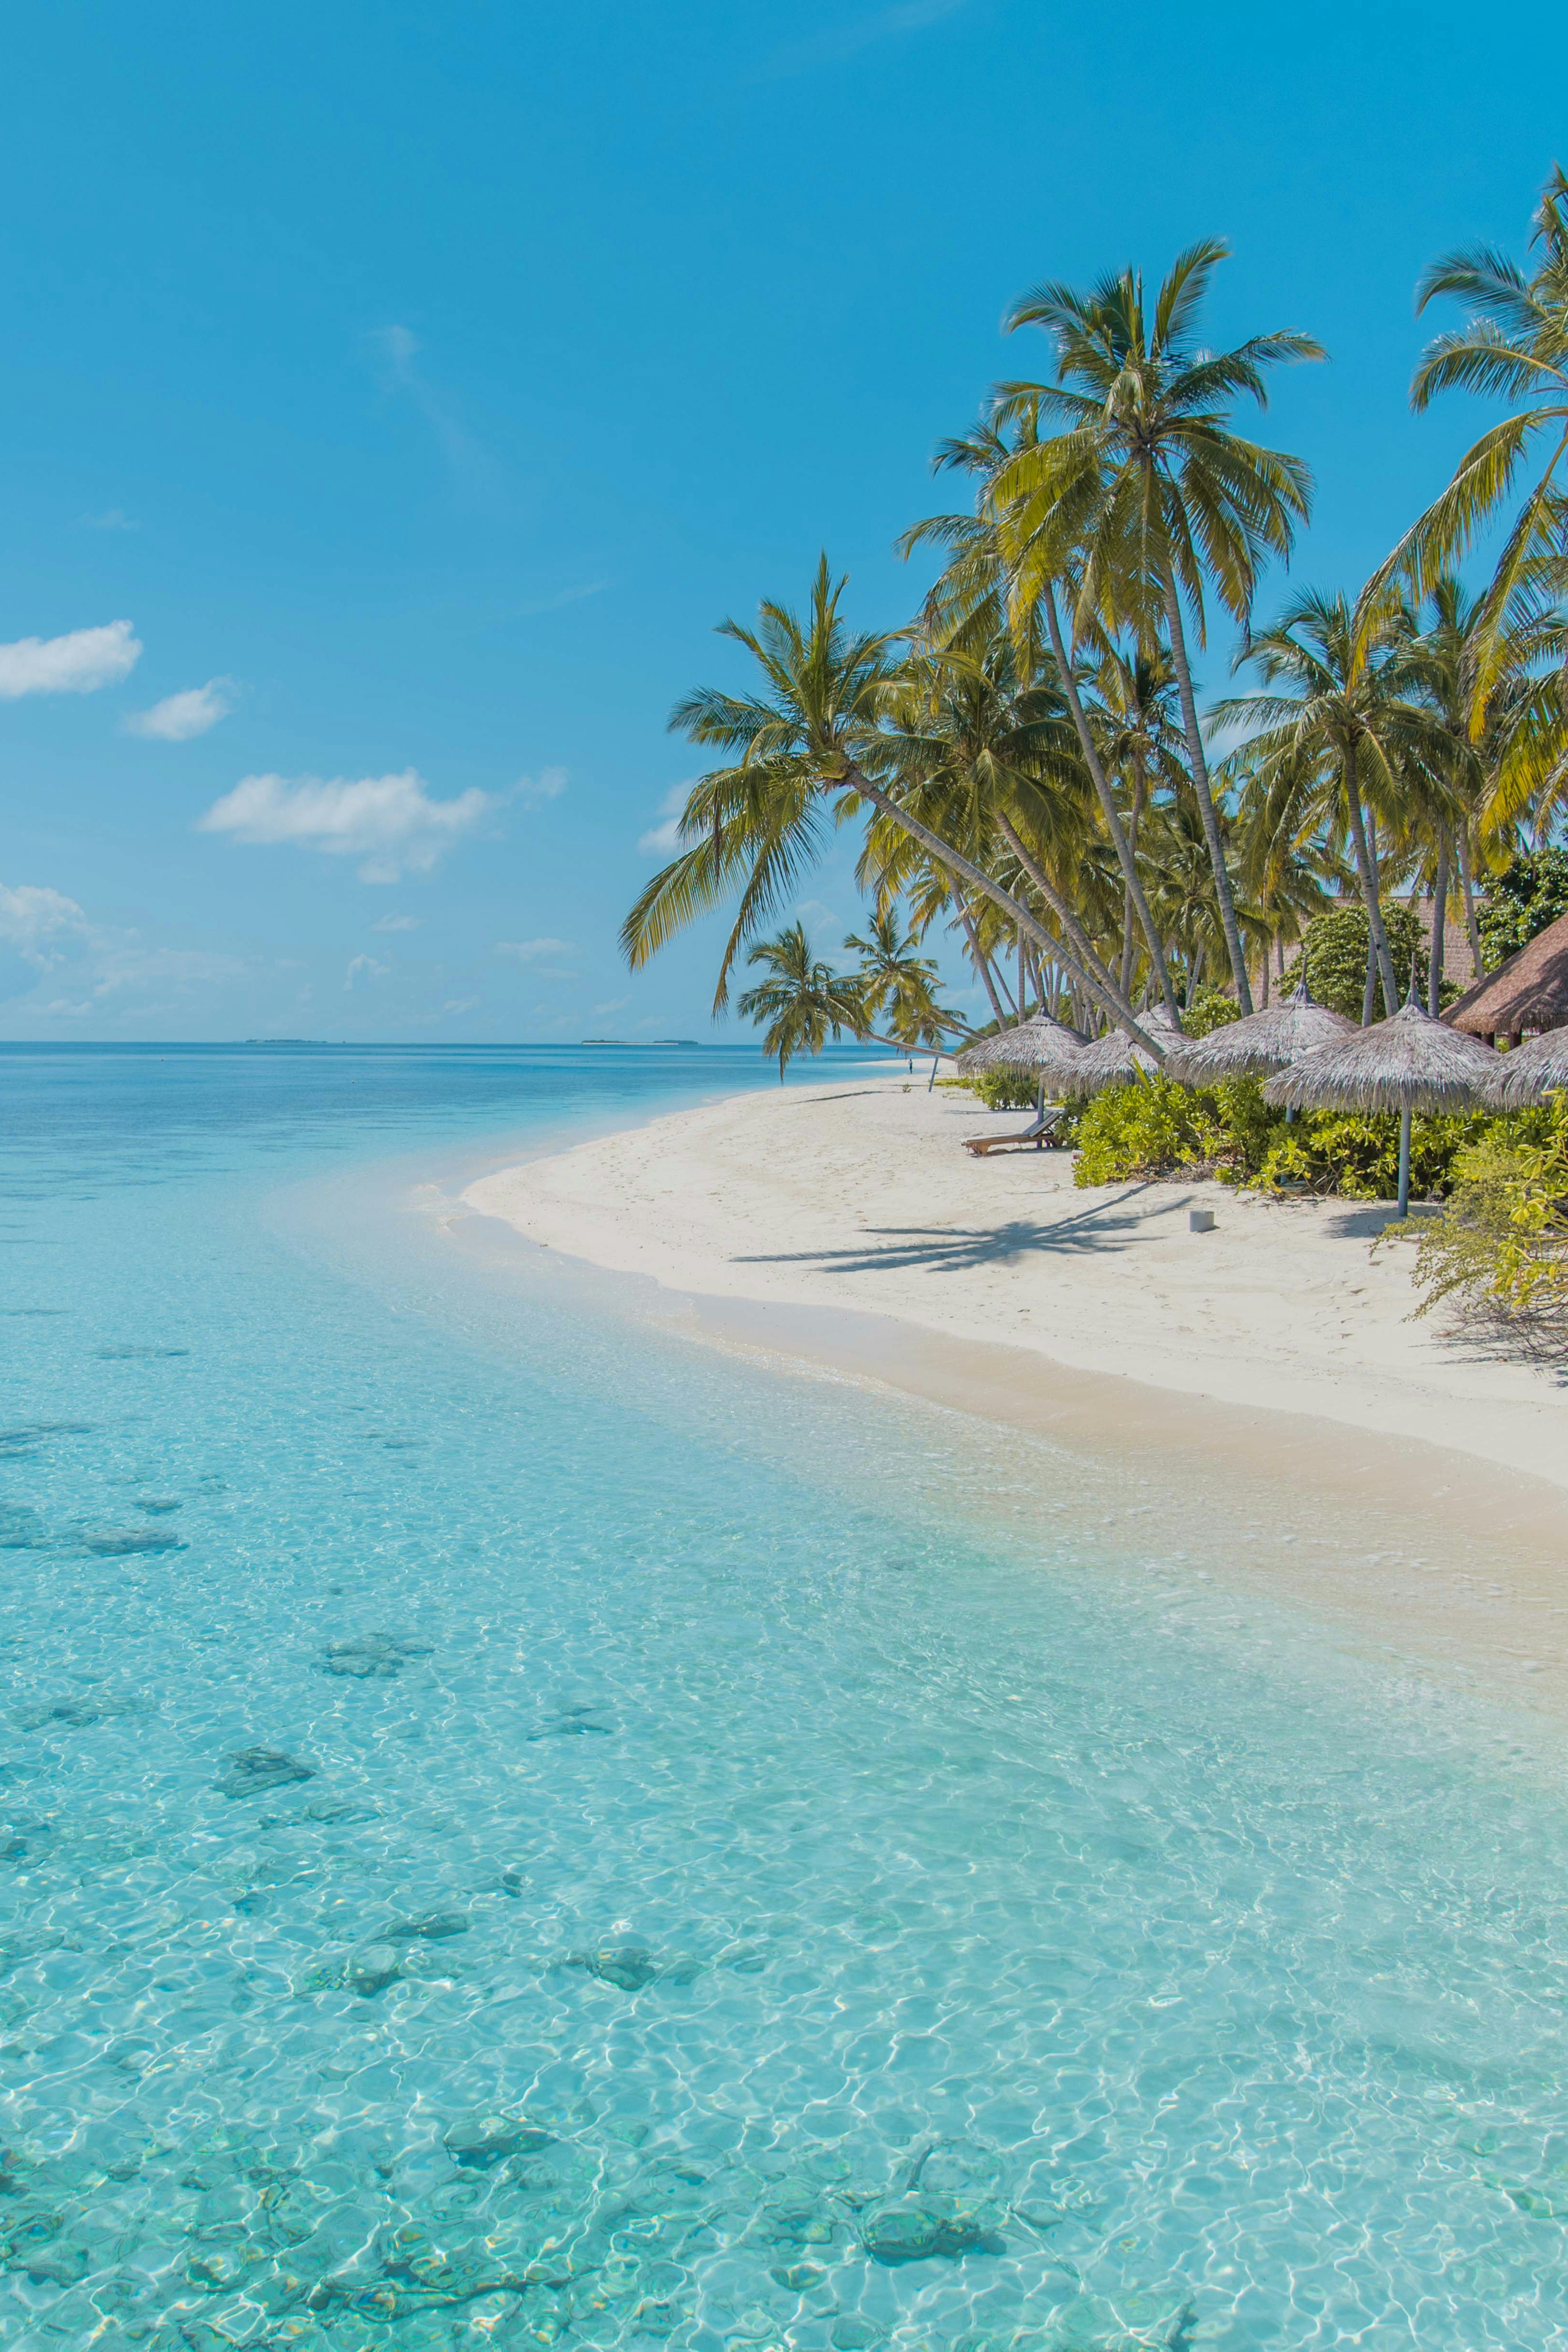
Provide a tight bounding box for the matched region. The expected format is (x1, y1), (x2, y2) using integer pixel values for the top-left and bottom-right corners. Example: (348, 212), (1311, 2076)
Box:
(1485, 1024), (1568, 1110)
(1445, 909), (1568, 1045)
(1263, 987), (1502, 1217)
(1068, 1003), (1182, 1097)
(1164, 981), (1357, 1087)
(955, 1012), (1088, 1086)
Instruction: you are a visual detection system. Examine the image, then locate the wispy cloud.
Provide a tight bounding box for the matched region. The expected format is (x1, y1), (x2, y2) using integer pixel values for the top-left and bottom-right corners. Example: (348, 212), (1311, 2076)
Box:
(442, 997), (479, 1016)
(591, 997), (629, 1019)
(0, 883), (91, 968)
(515, 766), (568, 807)
(81, 508), (139, 532)
(199, 769), (493, 883)
(497, 936), (577, 964)
(765, 0), (971, 75)
(0, 619), (142, 700)
(796, 899), (845, 939)
(371, 911), (421, 933)
(345, 954), (389, 990)
(638, 781), (693, 858)
(519, 582), (608, 617)
(369, 324), (495, 493)
(125, 677), (236, 742)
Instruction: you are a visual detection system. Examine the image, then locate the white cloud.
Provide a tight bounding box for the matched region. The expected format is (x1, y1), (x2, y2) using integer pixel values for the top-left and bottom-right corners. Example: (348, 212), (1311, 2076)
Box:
(125, 678), (236, 741)
(796, 899), (845, 939)
(0, 619), (142, 700)
(82, 508), (138, 532)
(767, 0), (969, 72)
(591, 997), (629, 1017)
(515, 766), (567, 806)
(443, 997), (479, 1015)
(496, 936), (576, 963)
(369, 324), (494, 491)
(199, 768), (493, 883)
(371, 912), (421, 933)
(0, 883), (90, 967)
(638, 781), (694, 858)
(345, 955), (389, 990)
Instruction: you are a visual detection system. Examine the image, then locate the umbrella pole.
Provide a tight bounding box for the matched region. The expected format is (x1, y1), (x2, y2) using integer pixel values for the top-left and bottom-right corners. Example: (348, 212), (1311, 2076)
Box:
(1397, 1104), (1411, 1219)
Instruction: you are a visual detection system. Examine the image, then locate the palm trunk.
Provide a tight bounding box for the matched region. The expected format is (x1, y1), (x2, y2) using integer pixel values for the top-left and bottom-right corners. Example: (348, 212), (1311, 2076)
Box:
(1341, 748), (1398, 1015)
(1428, 843), (1448, 1016)
(1456, 822), (1484, 974)
(1160, 571), (1253, 1012)
(1016, 931), (1028, 1021)
(1361, 931), (1376, 1027)
(841, 762), (1164, 1057)
(956, 901), (1011, 1028)
(1042, 587), (1181, 1023)
(991, 811), (1148, 1026)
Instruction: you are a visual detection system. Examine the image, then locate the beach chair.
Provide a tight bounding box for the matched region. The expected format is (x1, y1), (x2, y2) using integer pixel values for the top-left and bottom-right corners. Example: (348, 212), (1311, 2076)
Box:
(963, 1105), (1067, 1156)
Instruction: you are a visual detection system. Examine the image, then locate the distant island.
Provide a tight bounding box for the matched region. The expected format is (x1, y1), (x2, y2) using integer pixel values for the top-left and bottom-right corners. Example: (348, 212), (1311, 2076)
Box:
(581, 1038), (701, 1047)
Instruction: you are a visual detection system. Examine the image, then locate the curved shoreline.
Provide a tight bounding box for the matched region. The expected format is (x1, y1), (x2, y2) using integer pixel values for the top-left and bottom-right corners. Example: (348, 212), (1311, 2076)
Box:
(464, 1072), (1568, 1494)
(459, 1072), (1568, 1724)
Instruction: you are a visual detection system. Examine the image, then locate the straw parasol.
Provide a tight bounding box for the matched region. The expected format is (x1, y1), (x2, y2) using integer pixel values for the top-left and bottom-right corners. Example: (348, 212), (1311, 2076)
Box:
(1164, 980), (1356, 1086)
(1485, 1025), (1568, 1110)
(1444, 909), (1568, 1044)
(1067, 1003), (1183, 1097)
(955, 1012), (1088, 1086)
(1263, 981), (1503, 1217)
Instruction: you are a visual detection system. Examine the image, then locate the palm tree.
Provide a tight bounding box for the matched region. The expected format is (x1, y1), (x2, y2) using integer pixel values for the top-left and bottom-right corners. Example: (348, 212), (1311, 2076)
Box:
(1215, 590), (1451, 1019)
(1359, 166), (1568, 710)
(990, 241), (1325, 1010)
(843, 904), (970, 1051)
(736, 923), (869, 1078)
(1083, 643), (1187, 994)
(902, 421), (1182, 1020)
(621, 559), (1165, 1054)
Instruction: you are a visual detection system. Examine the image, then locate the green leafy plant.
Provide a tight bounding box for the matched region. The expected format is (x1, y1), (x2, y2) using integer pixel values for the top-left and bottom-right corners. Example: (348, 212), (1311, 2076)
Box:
(1279, 903), (1430, 1020)
(971, 1065), (1043, 1112)
(1477, 850), (1568, 970)
(1180, 988), (1243, 1040)
(1405, 1097), (1568, 1342)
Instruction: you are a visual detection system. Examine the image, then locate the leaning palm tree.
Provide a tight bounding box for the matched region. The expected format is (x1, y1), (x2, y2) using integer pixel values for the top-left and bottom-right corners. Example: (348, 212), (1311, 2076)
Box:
(989, 241), (1325, 1010)
(903, 420), (1182, 1021)
(621, 559), (1165, 1054)
(1214, 590), (1452, 1018)
(1358, 165), (1568, 710)
(736, 923), (869, 1078)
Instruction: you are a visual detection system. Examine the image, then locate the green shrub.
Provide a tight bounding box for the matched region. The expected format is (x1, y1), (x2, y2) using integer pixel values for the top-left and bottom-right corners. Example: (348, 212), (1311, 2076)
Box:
(1279, 903), (1431, 1019)
(970, 1064), (1040, 1112)
(1069, 1069), (1530, 1202)
(1180, 987), (1242, 1039)
(1477, 849), (1568, 970)
(1404, 1095), (1568, 1342)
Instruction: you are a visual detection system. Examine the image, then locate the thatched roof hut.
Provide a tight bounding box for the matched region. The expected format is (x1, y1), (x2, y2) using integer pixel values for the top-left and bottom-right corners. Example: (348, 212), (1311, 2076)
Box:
(1164, 982), (1356, 1086)
(1486, 1025), (1568, 1110)
(1263, 1000), (1502, 1117)
(1444, 910), (1568, 1043)
(1068, 1004), (1183, 1097)
(955, 1012), (1087, 1080)
(1263, 994), (1503, 1216)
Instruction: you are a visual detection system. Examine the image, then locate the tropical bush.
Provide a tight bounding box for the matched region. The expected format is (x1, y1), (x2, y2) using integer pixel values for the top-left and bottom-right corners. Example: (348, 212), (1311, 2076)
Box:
(1180, 987), (1243, 1039)
(1069, 1069), (1525, 1200)
(1405, 1097), (1568, 1346)
(1279, 904), (1433, 1019)
(969, 1065), (1040, 1112)
(1477, 850), (1568, 970)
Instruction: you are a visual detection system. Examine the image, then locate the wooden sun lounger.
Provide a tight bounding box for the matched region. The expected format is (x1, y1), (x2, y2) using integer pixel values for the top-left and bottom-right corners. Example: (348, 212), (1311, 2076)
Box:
(963, 1105), (1067, 1156)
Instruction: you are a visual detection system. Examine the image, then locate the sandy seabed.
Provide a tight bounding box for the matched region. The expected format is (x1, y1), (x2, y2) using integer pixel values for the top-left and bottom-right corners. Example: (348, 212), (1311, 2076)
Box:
(463, 1071), (1568, 1720)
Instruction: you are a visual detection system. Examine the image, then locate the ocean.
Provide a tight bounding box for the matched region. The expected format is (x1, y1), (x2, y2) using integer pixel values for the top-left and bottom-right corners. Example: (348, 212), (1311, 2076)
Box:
(2, 1042), (1566, 2352)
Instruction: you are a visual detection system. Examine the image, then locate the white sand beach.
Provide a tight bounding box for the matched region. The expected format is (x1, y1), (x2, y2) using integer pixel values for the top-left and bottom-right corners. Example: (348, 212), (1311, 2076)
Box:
(466, 1071), (1568, 1491)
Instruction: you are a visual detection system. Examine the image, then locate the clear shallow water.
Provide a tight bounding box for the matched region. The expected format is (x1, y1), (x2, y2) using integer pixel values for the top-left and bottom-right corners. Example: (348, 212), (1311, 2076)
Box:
(2, 1046), (1568, 2352)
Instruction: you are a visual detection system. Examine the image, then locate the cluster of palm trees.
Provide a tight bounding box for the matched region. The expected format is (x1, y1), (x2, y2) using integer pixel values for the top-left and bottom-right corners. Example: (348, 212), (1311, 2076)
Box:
(623, 171), (1568, 1064)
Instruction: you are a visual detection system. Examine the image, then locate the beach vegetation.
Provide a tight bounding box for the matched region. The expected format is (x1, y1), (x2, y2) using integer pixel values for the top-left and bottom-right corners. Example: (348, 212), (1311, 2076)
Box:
(626, 169), (1568, 1163)
(736, 923), (870, 1078)
(1477, 849), (1568, 969)
(1404, 1096), (1568, 1348)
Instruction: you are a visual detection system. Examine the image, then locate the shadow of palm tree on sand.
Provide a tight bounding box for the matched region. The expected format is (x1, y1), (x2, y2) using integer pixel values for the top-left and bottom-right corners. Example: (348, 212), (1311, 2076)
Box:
(733, 1187), (1166, 1277)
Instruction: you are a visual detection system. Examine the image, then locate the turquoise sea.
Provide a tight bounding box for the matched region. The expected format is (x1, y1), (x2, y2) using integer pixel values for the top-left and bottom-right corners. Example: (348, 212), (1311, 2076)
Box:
(3, 1043), (1568, 2352)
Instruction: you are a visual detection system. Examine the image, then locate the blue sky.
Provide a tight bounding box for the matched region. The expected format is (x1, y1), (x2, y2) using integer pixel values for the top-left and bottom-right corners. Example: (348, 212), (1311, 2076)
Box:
(0, 0), (1557, 1041)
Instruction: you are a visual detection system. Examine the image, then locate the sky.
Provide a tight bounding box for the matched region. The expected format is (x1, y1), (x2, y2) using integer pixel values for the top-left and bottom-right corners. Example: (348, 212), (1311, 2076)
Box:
(0, 0), (1559, 1042)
